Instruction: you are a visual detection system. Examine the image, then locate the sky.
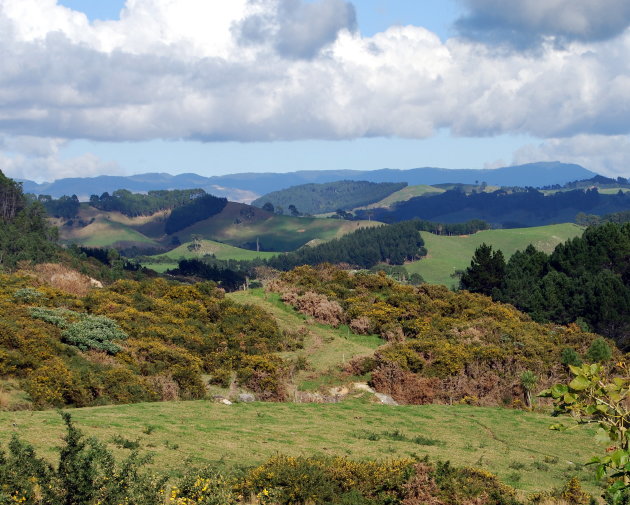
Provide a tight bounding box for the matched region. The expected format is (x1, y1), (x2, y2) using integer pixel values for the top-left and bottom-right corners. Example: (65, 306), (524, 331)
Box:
(1, 0), (630, 182)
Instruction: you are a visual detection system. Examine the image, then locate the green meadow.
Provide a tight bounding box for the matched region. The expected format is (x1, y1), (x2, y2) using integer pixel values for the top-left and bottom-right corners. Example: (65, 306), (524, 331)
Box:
(0, 401), (599, 494)
(405, 223), (584, 287)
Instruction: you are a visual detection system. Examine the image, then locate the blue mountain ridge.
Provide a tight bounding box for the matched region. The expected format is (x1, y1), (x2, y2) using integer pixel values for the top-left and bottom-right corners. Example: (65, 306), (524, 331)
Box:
(18, 162), (597, 201)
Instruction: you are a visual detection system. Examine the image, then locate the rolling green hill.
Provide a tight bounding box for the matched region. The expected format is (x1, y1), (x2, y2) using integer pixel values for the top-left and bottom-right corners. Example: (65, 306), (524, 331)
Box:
(142, 239), (280, 272)
(405, 223), (584, 287)
(357, 185), (445, 209)
(172, 202), (381, 251)
(57, 202), (381, 254)
(253, 180), (407, 214)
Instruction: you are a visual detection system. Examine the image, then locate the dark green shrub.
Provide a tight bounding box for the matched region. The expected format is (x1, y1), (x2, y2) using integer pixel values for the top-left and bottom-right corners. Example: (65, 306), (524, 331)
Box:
(561, 347), (583, 367)
(586, 337), (613, 362)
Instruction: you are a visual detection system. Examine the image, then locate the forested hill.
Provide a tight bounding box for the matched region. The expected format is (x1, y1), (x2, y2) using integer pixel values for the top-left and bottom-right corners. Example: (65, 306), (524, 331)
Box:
(357, 187), (630, 227)
(252, 181), (407, 214)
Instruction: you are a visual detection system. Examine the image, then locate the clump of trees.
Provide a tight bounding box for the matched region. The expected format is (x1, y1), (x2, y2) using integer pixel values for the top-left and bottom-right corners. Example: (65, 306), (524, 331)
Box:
(460, 223), (630, 350)
(267, 220), (426, 270)
(164, 194), (228, 234)
(39, 194), (80, 219)
(0, 170), (59, 270)
(89, 188), (207, 217)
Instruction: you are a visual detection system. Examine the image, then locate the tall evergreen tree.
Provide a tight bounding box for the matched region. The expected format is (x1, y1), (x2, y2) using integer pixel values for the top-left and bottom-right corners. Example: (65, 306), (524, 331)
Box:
(460, 243), (506, 296)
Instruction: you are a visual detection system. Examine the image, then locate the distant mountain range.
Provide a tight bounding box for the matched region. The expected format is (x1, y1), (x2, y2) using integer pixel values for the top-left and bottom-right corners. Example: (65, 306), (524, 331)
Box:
(19, 162), (597, 202)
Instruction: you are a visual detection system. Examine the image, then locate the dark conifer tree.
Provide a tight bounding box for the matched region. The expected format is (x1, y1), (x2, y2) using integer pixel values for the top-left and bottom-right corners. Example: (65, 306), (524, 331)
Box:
(460, 243), (506, 296)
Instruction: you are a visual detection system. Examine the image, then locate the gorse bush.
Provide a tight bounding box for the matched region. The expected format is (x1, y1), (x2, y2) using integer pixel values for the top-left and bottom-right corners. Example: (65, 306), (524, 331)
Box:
(1, 273), (288, 408)
(269, 264), (614, 406)
(0, 413), (166, 505)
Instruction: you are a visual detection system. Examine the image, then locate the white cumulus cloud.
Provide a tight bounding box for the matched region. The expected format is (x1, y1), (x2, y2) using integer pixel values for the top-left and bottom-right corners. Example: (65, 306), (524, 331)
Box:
(0, 0), (629, 177)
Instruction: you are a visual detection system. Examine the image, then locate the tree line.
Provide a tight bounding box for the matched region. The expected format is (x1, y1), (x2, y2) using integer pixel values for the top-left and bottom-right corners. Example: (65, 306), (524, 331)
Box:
(89, 188), (208, 217)
(460, 222), (630, 350)
(358, 186), (630, 227)
(163, 194), (228, 234)
(0, 171), (59, 269)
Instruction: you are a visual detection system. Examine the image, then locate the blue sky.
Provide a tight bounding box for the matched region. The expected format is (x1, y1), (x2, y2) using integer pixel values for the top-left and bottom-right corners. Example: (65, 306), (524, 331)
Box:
(3, 0), (630, 181)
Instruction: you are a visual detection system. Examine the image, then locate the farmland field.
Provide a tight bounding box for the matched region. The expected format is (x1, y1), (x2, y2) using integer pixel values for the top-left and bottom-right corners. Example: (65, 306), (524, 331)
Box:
(405, 223), (584, 287)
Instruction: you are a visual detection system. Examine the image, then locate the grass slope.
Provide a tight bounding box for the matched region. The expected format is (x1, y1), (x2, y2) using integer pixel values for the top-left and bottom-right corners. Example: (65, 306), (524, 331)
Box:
(142, 240), (280, 271)
(0, 401), (598, 493)
(57, 202), (381, 253)
(176, 202), (381, 251)
(358, 185), (445, 210)
(57, 204), (166, 247)
(164, 240), (278, 261)
(405, 223), (584, 287)
(229, 288), (383, 389)
(61, 218), (160, 248)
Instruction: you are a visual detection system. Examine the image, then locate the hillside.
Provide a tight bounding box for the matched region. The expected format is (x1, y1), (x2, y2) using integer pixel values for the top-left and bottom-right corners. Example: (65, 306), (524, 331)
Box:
(157, 202), (381, 252)
(142, 239), (279, 272)
(252, 180), (407, 214)
(405, 223), (584, 287)
(358, 187), (630, 227)
(56, 201), (380, 253)
(356, 184), (445, 210)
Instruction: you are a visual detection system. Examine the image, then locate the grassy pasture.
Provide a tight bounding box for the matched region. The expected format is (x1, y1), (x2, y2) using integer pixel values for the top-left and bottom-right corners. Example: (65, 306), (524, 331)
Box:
(57, 202), (382, 253)
(142, 240), (279, 273)
(405, 223), (584, 287)
(60, 217), (160, 248)
(0, 401), (599, 493)
(162, 240), (278, 262)
(176, 202), (381, 251)
(357, 185), (445, 209)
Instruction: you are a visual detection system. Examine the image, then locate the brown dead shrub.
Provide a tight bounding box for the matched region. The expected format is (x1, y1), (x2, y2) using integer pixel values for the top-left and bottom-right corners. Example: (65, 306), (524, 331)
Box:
(33, 263), (93, 296)
(402, 463), (443, 505)
(371, 363), (439, 405)
(381, 323), (405, 343)
(293, 291), (344, 327)
(350, 316), (372, 335)
(345, 355), (376, 376)
(81, 350), (120, 368)
(280, 290), (299, 306)
(146, 374), (180, 402)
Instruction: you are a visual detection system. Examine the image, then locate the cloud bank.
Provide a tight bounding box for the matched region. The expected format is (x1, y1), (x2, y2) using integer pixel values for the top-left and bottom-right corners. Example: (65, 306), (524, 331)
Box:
(0, 0), (630, 177)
